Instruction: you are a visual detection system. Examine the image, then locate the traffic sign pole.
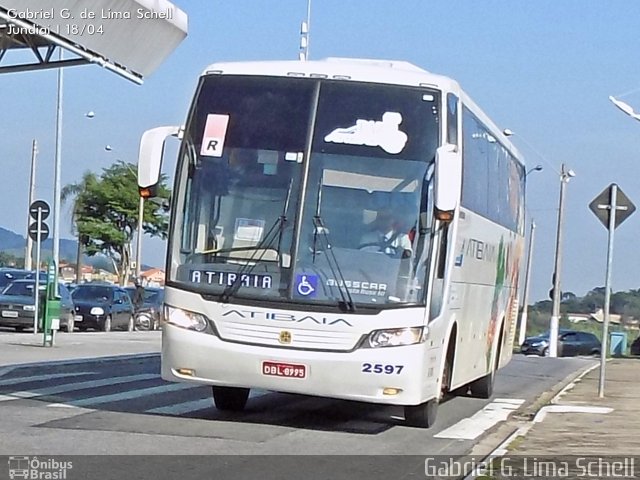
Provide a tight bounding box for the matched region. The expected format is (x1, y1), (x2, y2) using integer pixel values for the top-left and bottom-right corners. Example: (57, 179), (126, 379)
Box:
(33, 209), (42, 335)
(589, 183), (635, 398)
(28, 200), (51, 335)
(598, 185), (617, 398)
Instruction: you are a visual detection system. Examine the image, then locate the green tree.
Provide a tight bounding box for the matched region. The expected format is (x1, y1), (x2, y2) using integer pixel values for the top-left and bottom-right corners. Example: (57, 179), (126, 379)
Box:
(62, 171), (99, 282)
(583, 287), (606, 312)
(63, 161), (170, 284)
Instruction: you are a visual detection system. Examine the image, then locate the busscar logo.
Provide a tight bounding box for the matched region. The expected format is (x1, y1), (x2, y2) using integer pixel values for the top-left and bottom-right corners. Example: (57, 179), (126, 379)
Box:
(8, 456), (73, 480)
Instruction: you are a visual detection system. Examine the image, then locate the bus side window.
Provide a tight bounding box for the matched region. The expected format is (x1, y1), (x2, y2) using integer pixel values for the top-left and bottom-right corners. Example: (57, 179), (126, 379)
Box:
(447, 93), (459, 147)
(436, 224), (449, 280)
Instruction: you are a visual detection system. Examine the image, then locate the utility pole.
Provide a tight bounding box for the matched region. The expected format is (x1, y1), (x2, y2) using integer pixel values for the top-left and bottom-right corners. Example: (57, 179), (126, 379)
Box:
(24, 139), (38, 270)
(549, 164), (575, 357)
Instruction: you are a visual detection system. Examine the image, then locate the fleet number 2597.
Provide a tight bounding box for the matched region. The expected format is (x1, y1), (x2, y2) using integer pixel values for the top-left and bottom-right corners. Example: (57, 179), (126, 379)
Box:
(361, 363), (404, 374)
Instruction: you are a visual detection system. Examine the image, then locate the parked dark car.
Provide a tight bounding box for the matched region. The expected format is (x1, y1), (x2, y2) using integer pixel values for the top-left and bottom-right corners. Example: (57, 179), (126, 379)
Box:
(0, 280), (76, 332)
(0, 269), (33, 291)
(25, 271), (48, 283)
(124, 286), (164, 330)
(521, 329), (601, 357)
(631, 335), (640, 356)
(71, 284), (135, 332)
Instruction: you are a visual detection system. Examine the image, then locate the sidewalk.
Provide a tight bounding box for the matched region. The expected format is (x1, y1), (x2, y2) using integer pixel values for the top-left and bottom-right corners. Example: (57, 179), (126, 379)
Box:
(0, 330), (161, 369)
(462, 358), (640, 479)
(506, 357), (640, 455)
(455, 357), (640, 480)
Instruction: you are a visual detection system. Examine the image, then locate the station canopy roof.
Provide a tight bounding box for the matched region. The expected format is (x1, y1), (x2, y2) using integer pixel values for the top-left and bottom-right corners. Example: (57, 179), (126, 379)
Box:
(0, 0), (187, 83)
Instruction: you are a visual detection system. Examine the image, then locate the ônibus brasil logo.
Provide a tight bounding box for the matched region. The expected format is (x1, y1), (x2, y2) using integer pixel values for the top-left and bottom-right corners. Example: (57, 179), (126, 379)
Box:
(8, 456), (73, 480)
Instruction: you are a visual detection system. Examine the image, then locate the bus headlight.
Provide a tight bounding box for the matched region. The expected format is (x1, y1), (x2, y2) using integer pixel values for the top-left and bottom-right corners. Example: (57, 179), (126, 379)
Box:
(366, 327), (427, 348)
(164, 306), (208, 332)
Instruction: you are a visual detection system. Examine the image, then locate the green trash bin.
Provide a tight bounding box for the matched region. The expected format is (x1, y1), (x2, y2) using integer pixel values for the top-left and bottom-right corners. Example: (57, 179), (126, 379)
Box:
(609, 331), (628, 357)
(41, 260), (61, 347)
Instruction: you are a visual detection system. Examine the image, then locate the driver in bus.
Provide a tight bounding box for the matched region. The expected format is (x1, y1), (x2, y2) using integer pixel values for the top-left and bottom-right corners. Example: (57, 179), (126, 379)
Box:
(360, 208), (412, 258)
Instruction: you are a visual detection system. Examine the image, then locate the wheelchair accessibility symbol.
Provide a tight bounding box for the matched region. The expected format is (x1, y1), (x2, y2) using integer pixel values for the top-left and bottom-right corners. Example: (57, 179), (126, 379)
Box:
(295, 274), (318, 297)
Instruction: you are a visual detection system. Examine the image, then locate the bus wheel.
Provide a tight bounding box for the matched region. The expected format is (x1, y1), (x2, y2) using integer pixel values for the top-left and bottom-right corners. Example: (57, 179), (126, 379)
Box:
(212, 386), (250, 411)
(469, 368), (494, 399)
(404, 399), (438, 428)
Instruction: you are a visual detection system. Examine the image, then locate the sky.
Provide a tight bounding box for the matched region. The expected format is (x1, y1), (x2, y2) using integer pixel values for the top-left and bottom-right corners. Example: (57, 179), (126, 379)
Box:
(1, 0), (640, 303)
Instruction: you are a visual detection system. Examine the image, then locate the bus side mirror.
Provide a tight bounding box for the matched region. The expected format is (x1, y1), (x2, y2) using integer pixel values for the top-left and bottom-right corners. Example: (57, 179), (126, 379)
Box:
(434, 143), (461, 222)
(138, 126), (183, 198)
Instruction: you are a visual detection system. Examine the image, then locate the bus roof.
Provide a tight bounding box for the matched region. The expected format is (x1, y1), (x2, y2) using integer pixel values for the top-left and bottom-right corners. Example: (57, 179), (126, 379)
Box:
(200, 57), (523, 165)
(202, 57), (458, 89)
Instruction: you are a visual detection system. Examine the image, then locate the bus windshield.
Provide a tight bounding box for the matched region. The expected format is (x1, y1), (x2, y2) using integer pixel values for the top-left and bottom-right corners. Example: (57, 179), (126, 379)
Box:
(172, 75), (440, 309)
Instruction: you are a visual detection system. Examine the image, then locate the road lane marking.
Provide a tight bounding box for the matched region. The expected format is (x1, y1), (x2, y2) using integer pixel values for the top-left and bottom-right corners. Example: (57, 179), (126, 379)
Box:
(0, 372), (95, 387)
(147, 397), (213, 415)
(533, 404), (613, 423)
(0, 373), (159, 403)
(434, 398), (525, 440)
(55, 383), (195, 407)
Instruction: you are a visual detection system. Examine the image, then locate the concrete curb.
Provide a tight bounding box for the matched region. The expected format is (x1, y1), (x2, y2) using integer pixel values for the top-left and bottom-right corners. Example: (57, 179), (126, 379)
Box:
(509, 359), (599, 422)
(0, 352), (160, 378)
(463, 361), (601, 479)
(548, 361), (600, 405)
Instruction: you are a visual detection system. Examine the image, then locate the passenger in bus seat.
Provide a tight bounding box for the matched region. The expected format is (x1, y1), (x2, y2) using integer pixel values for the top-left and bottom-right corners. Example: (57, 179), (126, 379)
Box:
(359, 208), (412, 258)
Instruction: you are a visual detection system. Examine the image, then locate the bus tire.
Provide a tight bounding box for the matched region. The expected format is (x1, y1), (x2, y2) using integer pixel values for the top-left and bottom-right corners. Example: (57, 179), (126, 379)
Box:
(469, 369), (494, 399)
(212, 386), (250, 411)
(404, 399), (438, 428)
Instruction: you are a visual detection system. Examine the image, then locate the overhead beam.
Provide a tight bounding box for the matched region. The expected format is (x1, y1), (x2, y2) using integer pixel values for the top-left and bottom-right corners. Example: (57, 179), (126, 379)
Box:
(0, 56), (88, 74)
(0, 0), (187, 83)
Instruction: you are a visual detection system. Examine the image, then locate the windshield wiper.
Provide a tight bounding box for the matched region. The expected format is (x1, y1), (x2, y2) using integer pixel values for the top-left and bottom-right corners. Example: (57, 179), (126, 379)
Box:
(310, 177), (355, 312)
(219, 216), (287, 303)
(220, 179), (294, 303)
(312, 215), (356, 313)
(190, 245), (281, 260)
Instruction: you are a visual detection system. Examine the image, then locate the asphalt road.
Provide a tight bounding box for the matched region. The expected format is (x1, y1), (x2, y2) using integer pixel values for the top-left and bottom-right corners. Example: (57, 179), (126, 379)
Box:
(0, 329), (596, 479)
(0, 350), (593, 458)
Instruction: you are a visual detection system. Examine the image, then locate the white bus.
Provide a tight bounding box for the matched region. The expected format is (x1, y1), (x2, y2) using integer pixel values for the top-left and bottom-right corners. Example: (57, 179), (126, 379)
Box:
(138, 58), (526, 427)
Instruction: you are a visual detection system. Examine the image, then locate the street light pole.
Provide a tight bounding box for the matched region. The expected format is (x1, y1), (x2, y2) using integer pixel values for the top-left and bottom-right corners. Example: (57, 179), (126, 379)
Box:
(517, 164), (542, 346)
(52, 49), (64, 273)
(518, 219), (536, 346)
(549, 163), (575, 357)
(609, 96), (640, 121)
(24, 139), (38, 270)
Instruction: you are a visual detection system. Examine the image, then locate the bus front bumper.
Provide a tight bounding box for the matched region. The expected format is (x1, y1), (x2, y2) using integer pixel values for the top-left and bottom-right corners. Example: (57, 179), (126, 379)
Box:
(161, 323), (439, 406)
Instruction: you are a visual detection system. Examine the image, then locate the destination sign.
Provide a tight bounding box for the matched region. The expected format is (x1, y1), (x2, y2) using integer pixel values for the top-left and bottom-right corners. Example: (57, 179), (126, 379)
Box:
(190, 270), (273, 289)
